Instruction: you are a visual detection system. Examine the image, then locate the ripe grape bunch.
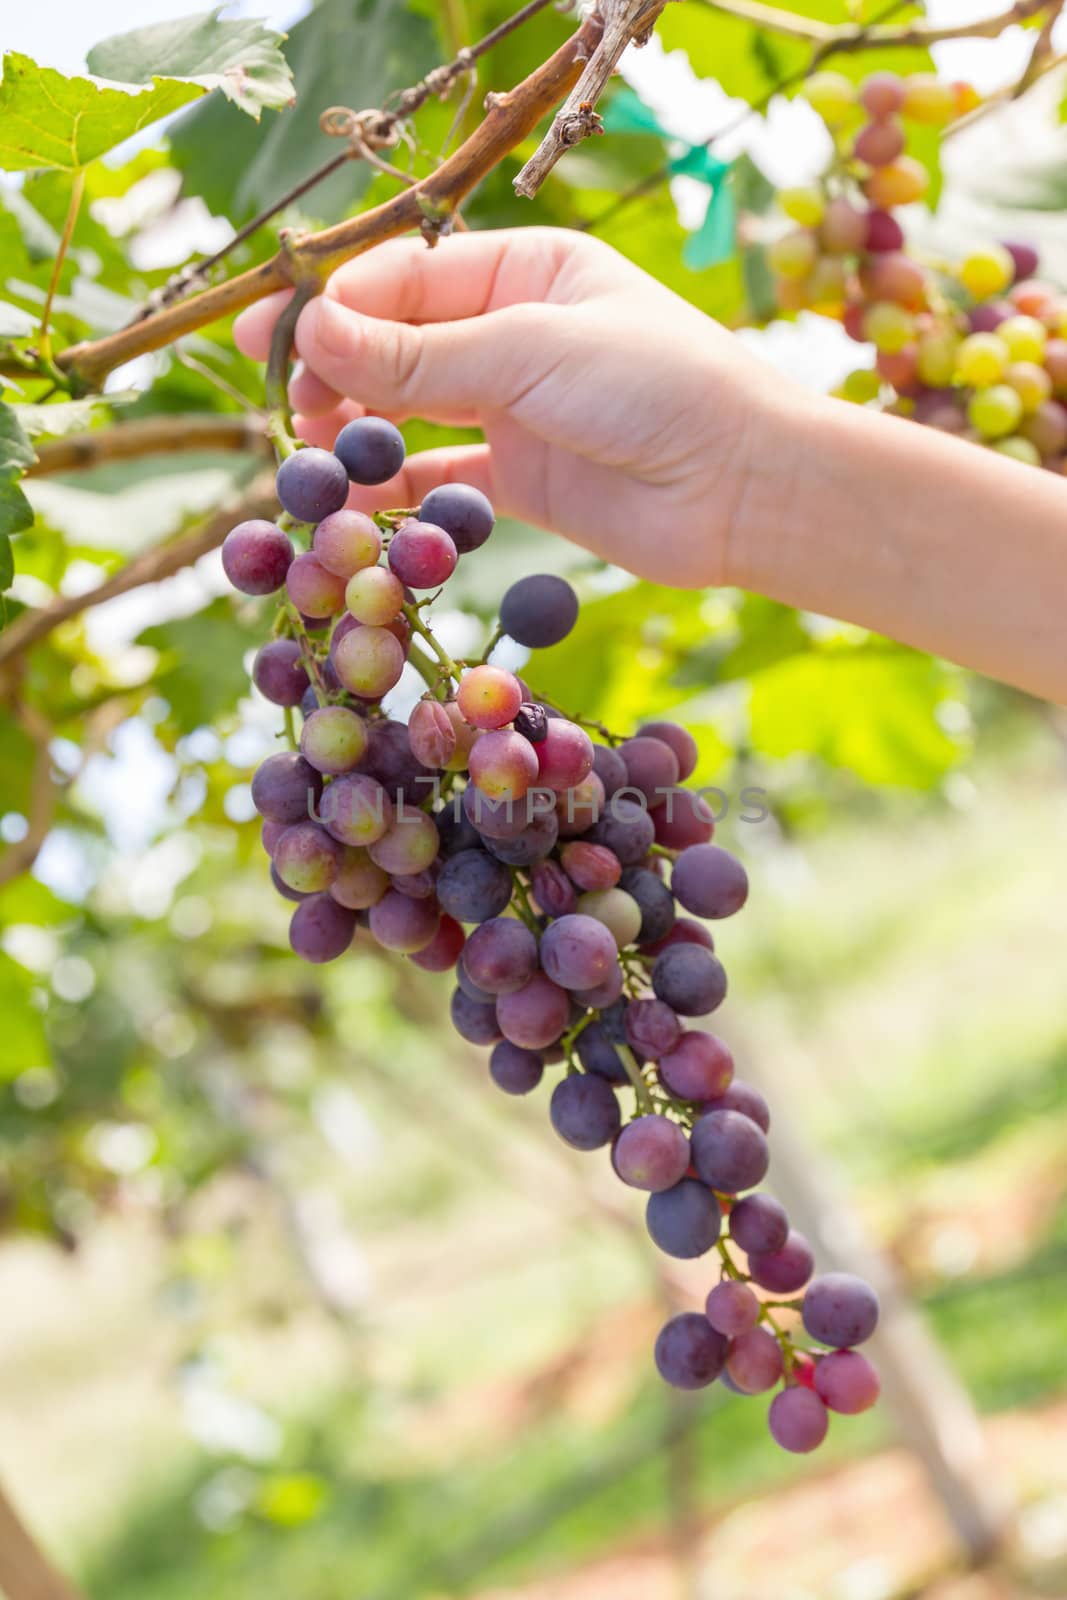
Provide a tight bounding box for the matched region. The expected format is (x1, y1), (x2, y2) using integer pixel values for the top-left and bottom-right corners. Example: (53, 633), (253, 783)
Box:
(222, 417), (881, 1455)
(772, 69), (1067, 467)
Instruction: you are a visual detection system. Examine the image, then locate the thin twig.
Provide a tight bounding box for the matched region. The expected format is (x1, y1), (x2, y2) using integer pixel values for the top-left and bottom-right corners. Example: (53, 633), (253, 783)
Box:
(0, 472), (277, 671)
(38, 171), (85, 360)
(697, 0), (1056, 47)
(25, 414), (269, 477)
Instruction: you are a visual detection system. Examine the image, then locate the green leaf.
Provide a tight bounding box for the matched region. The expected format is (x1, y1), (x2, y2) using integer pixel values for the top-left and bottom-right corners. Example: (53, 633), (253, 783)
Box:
(169, 0), (440, 223)
(138, 599), (264, 731)
(0, 477), (32, 539)
(87, 9), (294, 121)
(749, 646), (964, 787)
(0, 534), (12, 592)
(14, 393), (137, 440)
(0, 710), (36, 813)
(0, 874), (74, 927)
(0, 951), (49, 1079)
(0, 401), (35, 474)
(0, 52), (204, 174)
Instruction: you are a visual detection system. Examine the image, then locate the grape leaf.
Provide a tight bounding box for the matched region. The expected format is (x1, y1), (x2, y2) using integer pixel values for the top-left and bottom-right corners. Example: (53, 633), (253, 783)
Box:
(138, 600), (265, 732)
(0, 951), (49, 1079)
(0, 402), (35, 475)
(0, 478), (32, 539)
(14, 394), (137, 440)
(87, 9), (294, 121)
(169, 0), (439, 223)
(0, 534), (12, 592)
(0, 53), (204, 174)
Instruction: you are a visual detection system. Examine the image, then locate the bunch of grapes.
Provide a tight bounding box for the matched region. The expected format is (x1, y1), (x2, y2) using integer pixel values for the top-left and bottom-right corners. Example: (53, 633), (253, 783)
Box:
(770, 69), (1067, 467)
(221, 418), (880, 1454)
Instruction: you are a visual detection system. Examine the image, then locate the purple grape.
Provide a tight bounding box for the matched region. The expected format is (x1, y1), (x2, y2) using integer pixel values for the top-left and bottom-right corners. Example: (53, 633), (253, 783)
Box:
(802, 1273), (879, 1348)
(1001, 239), (1039, 283)
(360, 718), (434, 809)
(408, 699), (456, 770)
(514, 703), (548, 743)
(702, 1078), (770, 1133)
(334, 417), (405, 485)
(705, 1279), (760, 1337)
(276, 447), (350, 522)
(499, 574), (579, 649)
(651, 945), (727, 1016)
(461, 787), (529, 841)
(252, 752), (323, 825)
(728, 1193), (788, 1256)
(450, 987), (504, 1046)
(484, 811), (559, 867)
(654, 1313), (727, 1390)
(672, 845), (749, 920)
(463, 917), (539, 995)
(619, 867), (676, 946)
(637, 720), (698, 781)
(573, 962), (624, 1010)
(274, 821), (344, 894)
(418, 482), (495, 554)
(367, 810), (440, 876)
(319, 773), (394, 847)
(388, 521), (457, 589)
(659, 1033), (733, 1102)
(814, 1350), (880, 1414)
(725, 1326), (783, 1394)
(623, 999), (681, 1058)
(576, 1021), (628, 1084)
(612, 1115), (689, 1191)
(286, 552), (347, 620)
(261, 819), (288, 854)
(489, 1040), (543, 1095)
(691, 1109), (769, 1195)
(530, 859), (578, 918)
(539, 914), (618, 992)
(221, 519), (293, 594)
(456, 954), (495, 1004)
(253, 639), (310, 706)
(584, 798), (655, 866)
(645, 1179), (721, 1258)
(748, 1231), (814, 1294)
(329, 848), (388, 910)
(549, 1073), (621, 1150)
(368, 888), (440, 953)
(408, 913), (465, 972)
(289, 893), (356, 962)
(768, 1387), (829, 1453)
(389, 864), (439, 899)
(436, 803), (481, 859)
(436, 849), (513, 924)
(591, 743), (629, 798)
(497, 973), (570, 1050)
(654, 788), (716, 850)
(619, 736), (679, 806)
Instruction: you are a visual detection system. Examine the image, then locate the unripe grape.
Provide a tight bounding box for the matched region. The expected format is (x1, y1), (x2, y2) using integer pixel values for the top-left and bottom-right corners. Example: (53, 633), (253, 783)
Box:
(1011, 278), (1058, 319)
(901, 73), (956, 124)
(876, 346), (917, 394)
(860, 71), (905, 118)
(854, 117), (904, 167)
(457, 665), (523, 730)
(1020, 399), (1067, 456)
(951, 80), (981, 117)
(863, 301), (914, 354)
(859, 251), (926, 309)
(955, 332), (1009, 387)
(864, 208), (904, 253)
(968, 383), (1024, 440)
(958, 245), (1015, 302)
(286, 552), (347, 619)
(467, 729), (539, 802)
(333, 624), (406, 698)
(312, 509), (381, 579)
(801, 70), (856, 126)
(408, 698), (457, 769)
(441, 701), (481, 772)
(998, 314), (1046, 363)
(839, 368), (881, 404)
(806, 257), (848, 314)
(767, 228), (818, 280)
(300, 706), (367, 775)
(345, 565), (405, 626)
(368, 809), (440, 876)
(778, 185), (824, 227)
(1004, 360), (1052, 414)
(387, 520), (457, 589)
(915, 326), (960, 388)
(864, 157), (928, 209)
(992, 436), (1041, 467)
(819, 197), (867, 255)
(274, 821), (344, 894)
(774, 276), (811, 313)
(329, 847), (389, 909)
(319, 772), (393, 847)
(221, 519), (293, 594)
(577, 887), (643, 949)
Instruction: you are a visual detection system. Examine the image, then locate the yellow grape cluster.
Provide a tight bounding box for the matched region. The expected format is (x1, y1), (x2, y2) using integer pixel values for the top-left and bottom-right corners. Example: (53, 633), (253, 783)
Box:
(767, 69), (1067, 469)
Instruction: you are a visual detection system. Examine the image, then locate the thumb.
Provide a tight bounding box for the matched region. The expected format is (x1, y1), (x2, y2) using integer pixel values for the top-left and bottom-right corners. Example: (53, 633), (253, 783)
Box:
(294, 293), (528, 421)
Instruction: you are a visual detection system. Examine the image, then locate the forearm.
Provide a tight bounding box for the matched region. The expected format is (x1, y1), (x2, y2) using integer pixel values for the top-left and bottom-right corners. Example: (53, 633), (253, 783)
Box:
(736, 395), (1067, 704)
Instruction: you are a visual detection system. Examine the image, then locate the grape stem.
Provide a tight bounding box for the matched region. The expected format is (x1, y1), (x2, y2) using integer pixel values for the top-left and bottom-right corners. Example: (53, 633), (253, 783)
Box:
(617, 1042), (653, 1114)
(403, 603), (459, 687)
(509, 872), (542, 934)
(283, 706), (297, 751)
(480, 624), (504, 662)
(536, 696), (624, 745)
(407, 639), (444, 693)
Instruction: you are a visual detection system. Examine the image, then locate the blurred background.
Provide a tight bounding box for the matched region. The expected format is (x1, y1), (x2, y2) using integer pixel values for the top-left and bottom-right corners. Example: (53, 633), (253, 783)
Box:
(2, 2), (1067, 1597)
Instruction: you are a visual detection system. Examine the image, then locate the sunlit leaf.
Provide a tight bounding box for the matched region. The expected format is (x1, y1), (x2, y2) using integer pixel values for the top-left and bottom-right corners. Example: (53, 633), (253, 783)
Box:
(87, 9), (295, 121)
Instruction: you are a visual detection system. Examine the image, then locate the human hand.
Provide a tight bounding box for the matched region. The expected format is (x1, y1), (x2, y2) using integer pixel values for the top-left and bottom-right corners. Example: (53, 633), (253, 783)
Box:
(233, 227), (810, 588)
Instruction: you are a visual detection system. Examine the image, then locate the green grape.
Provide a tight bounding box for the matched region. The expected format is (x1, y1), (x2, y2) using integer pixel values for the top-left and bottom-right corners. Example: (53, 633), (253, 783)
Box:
(767, 229), (819, 280)
(955, 332), (1009, 388)
(779, 186), (825, 227)
(958, 246), (1014, 301)
(999, 315), (1047, 363)
(992, 436), (1041, 466)
(915, 326), (961, 388)
(863, 301), (915, 354)
(801, 70), (856, 126)
(968, 383), (1024, 440)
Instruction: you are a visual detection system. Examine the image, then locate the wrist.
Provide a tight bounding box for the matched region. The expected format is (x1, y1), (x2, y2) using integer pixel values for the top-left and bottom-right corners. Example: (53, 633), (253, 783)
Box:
(721, 380), (828, 595)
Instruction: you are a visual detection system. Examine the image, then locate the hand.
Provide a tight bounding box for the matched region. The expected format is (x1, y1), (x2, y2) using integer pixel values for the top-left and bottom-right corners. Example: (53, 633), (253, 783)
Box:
(233, 227), (809, 588)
